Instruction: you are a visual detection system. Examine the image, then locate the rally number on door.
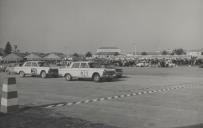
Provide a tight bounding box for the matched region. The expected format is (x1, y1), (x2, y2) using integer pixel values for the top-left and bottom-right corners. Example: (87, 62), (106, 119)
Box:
(81, 70), (88, 77)
(31, 68), (37, 75)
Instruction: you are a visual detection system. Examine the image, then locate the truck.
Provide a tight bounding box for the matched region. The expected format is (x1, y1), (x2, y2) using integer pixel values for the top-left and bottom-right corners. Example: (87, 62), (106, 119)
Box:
(59, 61), (116, 82)
(13, 61), (59, 78)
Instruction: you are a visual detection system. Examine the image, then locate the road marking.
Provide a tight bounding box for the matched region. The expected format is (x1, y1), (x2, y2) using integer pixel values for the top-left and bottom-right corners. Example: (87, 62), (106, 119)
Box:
(45, 105), (56, 108)
(119, 95), (125, 98)
(91, 99), (98, 102)
(66, 103), (73, 106)
(75, 101), (81, 105)
(113, 96), (119, 99)
(99, 98), (105, 101)
(55, 104), (65, 107)
(84, 100), (90, 103)
(125, 94), (130, 97)
(107, 97), (112, 100)
(43, 85), (191, 109)
(142, 91), (147, 94)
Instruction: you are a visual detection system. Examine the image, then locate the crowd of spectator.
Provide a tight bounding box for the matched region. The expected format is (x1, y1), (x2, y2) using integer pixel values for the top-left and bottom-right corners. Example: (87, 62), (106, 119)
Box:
(0, 55), (203, 72)
(92, 55), (203, 68)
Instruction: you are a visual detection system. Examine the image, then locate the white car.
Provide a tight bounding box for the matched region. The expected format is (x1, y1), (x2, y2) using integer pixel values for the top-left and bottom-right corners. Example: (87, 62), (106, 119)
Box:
(13, 61), (59, 78)
(136, 62), (149, 67)
(59, 61), (116, 82)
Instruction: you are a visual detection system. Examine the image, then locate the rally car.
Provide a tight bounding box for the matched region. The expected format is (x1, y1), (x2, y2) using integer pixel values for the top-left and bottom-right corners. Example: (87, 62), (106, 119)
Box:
(59, 61), (116, 82)
(13, 61), (59, 78)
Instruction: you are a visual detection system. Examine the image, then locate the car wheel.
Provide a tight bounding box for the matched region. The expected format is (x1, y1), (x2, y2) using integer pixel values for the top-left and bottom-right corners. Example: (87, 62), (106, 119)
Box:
(106, 78), (113, 81)
(19, 71), (25, 77)
(93, 73), (101, 82)
(41, 71), (47, 78)
(65, 74), (72, 81)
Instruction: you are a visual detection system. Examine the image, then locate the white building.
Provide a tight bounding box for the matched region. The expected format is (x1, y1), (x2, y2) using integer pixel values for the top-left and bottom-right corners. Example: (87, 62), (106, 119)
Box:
(95, 47), (121, 58)
(186, 50), (202, 57)
(96, 47), (121, 53)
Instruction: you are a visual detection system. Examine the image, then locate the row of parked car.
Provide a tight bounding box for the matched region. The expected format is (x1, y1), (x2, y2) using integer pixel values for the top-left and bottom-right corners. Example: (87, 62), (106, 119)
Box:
(3, 61), (123, 82)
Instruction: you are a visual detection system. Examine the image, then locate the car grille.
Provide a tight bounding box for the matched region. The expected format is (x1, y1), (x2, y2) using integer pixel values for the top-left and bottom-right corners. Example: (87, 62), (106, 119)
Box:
(115, 69), (123, 72)
(105, 71), (115, 75)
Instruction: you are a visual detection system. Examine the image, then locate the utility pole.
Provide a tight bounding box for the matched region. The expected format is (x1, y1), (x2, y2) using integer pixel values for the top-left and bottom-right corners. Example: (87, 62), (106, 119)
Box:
(132, 43), (136, 55)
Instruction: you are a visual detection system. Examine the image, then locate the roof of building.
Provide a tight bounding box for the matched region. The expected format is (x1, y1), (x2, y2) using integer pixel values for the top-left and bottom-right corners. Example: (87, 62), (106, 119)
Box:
(3, 53), (24, 62)
(24, 53), (42, 60)
(98, 47), (120, 49)
(96, 52), (120, 55)
(43, 53), (62, 60)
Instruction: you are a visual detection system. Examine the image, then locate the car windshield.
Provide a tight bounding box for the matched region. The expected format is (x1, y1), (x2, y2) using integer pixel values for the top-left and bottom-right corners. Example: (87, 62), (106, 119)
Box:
(38, 62), (49, 67)
(89, 63), (102, 68)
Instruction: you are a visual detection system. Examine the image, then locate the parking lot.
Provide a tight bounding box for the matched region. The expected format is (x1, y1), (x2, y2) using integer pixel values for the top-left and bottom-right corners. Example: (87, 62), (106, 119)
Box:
(1, 67), (203, 128)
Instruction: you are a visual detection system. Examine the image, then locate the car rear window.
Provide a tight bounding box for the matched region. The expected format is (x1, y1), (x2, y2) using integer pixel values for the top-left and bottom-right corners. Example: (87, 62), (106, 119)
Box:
(80, 63), (89, 68)
(38, 62), (49, 67)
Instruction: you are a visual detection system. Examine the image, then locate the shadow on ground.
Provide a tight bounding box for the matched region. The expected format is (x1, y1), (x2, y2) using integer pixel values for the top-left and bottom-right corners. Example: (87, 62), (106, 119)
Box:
(173, 124), (203, 128)
(0, 107), (120, 128)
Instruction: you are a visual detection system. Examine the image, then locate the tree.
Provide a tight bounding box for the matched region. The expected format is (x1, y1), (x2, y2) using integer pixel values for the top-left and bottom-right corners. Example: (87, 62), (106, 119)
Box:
(0, 48), (5, 56)
(161, 50), (168, 55)
(4, 42), (12, 55)
(72, 53), (79, 57)
(85, 51), (92, 57)
(172, 48), (186, 55)
(141, 52), (148, 55)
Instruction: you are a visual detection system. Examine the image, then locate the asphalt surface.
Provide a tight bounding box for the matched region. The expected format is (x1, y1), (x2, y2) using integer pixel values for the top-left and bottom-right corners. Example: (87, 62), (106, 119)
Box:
(0, 66), (203, 128)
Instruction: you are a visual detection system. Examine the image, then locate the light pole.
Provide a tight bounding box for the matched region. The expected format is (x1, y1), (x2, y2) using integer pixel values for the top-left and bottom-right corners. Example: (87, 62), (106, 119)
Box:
(132, 43), (136, 55)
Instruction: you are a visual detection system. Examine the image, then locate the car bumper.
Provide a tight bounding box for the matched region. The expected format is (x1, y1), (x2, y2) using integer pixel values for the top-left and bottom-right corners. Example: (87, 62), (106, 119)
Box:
(102, 74), (116, 79)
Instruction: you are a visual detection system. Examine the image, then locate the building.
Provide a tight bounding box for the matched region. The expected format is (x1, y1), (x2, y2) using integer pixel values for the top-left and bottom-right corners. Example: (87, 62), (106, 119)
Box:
(3, 53), (24, 62)
(186, 49), (203, 57)
(24, 53), (42, 61)
(95, 47), (121, 58)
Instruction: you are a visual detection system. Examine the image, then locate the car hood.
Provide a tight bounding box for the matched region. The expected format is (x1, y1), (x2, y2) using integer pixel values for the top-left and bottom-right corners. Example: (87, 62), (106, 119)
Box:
(103, 68), (116, 72)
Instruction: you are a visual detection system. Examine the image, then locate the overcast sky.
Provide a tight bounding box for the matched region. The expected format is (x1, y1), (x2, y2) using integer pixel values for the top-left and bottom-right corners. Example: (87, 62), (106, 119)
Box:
(0, 0), (202, 54)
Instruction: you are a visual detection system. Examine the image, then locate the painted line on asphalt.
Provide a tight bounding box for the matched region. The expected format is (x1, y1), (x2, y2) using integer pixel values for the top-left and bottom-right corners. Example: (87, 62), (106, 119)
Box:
(43, 85), (192, 109)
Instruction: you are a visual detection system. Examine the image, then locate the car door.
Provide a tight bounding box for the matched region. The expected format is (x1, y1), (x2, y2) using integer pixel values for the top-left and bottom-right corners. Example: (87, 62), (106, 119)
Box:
(80, 63), (89, 78)
(31, 62), (38, 75)
(23, 62), (32, 74)
(70, 62), (81, 78)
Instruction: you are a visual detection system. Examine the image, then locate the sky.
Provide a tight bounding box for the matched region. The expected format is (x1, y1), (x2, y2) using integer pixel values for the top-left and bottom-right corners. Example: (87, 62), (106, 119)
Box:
(0, 0), (202, 54)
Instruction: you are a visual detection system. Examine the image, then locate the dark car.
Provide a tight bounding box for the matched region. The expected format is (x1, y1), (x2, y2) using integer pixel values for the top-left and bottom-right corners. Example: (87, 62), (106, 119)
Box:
(101, 64), (123, 78)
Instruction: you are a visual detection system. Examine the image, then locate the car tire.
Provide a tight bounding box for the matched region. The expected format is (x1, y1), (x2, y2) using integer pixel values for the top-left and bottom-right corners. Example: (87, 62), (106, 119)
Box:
(65, 74), (72, 81)
(19, 71), (25, 78)
(106, 78), (113, 82)
(41, 71), (47, 78)
(93, 73), (101, 82)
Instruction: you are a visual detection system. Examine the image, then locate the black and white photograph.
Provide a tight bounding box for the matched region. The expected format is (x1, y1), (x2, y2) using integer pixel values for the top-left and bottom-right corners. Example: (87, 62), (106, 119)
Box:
(0, 0), (203, 128)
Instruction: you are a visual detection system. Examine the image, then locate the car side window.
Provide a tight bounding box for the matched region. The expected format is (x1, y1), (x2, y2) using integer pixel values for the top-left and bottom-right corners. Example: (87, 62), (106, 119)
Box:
(71, 63), (80, 68)
(24, 62), (31, 67)
(32, 62), (38, 67)
(80, 63), (89, 68)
